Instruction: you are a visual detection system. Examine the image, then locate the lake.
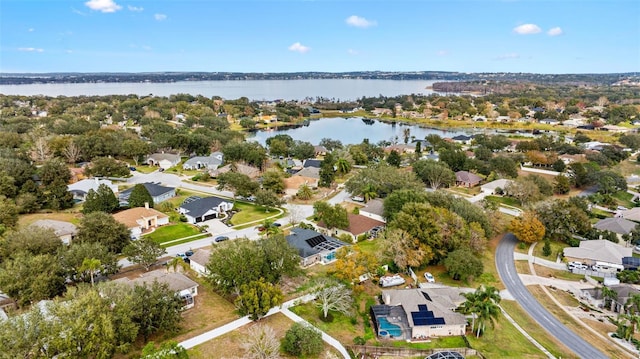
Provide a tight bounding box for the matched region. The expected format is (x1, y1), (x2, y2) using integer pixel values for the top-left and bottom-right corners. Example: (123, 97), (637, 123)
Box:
(0, 79), (437, 101)
(247, 117), (480, 146)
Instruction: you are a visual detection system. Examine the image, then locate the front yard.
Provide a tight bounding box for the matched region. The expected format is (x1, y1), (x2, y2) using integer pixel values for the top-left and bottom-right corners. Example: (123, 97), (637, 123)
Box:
(143, 223), (203, 244)
(229, 201), (280, 225)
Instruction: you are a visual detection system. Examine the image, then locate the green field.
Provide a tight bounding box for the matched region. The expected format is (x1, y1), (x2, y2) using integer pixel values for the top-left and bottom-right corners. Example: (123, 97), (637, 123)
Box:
(229, 202), (278, 225)
(143, 223), (203, 244)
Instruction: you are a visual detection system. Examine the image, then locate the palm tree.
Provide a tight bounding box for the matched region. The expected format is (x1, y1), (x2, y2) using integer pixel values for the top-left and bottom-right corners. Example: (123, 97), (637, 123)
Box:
(167, 257), (190, 273)
(403, 128), (411, 144)
(296, 184), (313, 200)
(335, 157), (352, 175)
(361, 183), (378, 203)
(603, 286), (619, 312)
(80, 258), (101, 286)
(459, 286), (501, 337)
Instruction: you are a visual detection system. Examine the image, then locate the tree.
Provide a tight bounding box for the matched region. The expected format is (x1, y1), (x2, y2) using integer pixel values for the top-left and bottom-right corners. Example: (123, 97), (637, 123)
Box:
(121, 139), (150, 166)
(123, 238), (167, 271)
(281, 323), (324, 357)
(235, 278), (283, 320)
(141, 341), (189, 359)
(132, 281), (184, 341)
(504, 178), (541, 205)
(553, 174), (571, 194)
(0, 301), (52, 356)
(313, 201), (349, 230)
(459, 286), (501, 337)
(241, 325), (280, 359)
(535, 199), (590, 242)
(444, 249), (484, 282)
(86, 157), (130, 177)
(412, 159), (455, 189)
(39, 158), (71, 186)
(217, 172), (259, 198)
(254, 189), (281, 211)
(291, 141), (315, 160)
(381, 228), (430, 271)
(386, 150), (401, 167)
(333, 247), (380, 284)
(313, 280), (353, 319)
(334, 156), (352, 175)
(0, 225), (62, 258)
(76, 211), (131, 253)
(42, 178), (75, 210)
(82, 183), (119, 214)
(296, 184), (314, 200)
(80, 258), (102, 286)
(0, 252), (66, 306)
(602, 286), (618, 312)
(261, 170), (285, 193)
(542, 239), (552, 256)
(509, 212), (545, 244)
(319, 138), (343, 152)
(128, 183), (154, 208)
(489, 156), (518, 178)
(60, 242), (120, 283)
(345, 163), (423, 200)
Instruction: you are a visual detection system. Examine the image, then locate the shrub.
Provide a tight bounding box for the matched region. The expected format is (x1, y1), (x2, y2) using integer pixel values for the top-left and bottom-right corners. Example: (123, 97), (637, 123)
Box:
(281, 323), (323, 357)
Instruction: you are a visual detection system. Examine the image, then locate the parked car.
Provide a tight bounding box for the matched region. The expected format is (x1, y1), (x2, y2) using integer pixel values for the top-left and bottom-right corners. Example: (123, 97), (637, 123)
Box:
(351, 196), (365, 202)
(272, 222), (282, 227)
(185, 250), (194, 257)
(176, 253), (189, 262)
(424, 272), (435, 283)
(567, 262), (589, 270)
(214, 236), (229, 243)
(129, 166), (137, 171)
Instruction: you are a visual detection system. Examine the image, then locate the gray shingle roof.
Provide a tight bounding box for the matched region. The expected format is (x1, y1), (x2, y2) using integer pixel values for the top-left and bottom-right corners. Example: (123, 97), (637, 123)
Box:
(179, 196), (231, 218)
(594, 217), (637, 235)
(120, 182), (174, 198)
(286, 227), (348, 259)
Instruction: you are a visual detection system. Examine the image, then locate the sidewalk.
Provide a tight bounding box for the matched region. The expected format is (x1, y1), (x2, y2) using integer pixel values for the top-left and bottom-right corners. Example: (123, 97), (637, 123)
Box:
(179, 294), (350, 358)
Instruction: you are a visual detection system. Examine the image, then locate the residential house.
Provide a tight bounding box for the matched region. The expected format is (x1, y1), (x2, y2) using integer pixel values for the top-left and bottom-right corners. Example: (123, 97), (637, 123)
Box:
(480, 179), (513, 195)
(582, 141), (607, 151)
(455, 171), (482, 188)
(284, 175), (319, 196)
(30, 219), (77, 245)
(580, 284), (640, 313)
(113, 270), (199, 310)
(112, 204), (169, 240)
(563, 240), (632, 266)
(189, 248), (211, 276)
(384, 144), (415, 154)
(559, 154), (587, 165)
(293, 166), (320, 180)
(67, 178), (118, 202)
(178, 196), (234, 224)
(602, 125), (630, 133)
(539, 118), (560, 125)
(450, 135), (472, 145)
(211, 163), (261, 179)
(314, 145), (328, 157)
(302, 159), (322, 168)
(182, 152), (223, 171)
(593, 217), (637, 243)
(146, 153), (181, 169)
(319, 214), (385, 242)
(619, 207), (640, 222)
(370, 287), (467, 340)
(372, 108), (393, 117)
(285, 227), (349, 267)
(119, 182), (176, 207)
(360, 199), (385, 223)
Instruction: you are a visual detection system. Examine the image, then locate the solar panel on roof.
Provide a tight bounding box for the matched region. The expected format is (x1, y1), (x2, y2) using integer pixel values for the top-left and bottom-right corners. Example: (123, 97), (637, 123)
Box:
(305, 235), (326, 248)
(418, 304), (427, 311)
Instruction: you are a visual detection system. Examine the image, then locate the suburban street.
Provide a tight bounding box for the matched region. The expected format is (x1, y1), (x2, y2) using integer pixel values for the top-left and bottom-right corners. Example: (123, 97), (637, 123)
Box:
(496, 233), (609, 359)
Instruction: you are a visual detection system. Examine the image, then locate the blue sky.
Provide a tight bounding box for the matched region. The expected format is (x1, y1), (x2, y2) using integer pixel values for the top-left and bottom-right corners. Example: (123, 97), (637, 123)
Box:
(1, 0), (638, 74)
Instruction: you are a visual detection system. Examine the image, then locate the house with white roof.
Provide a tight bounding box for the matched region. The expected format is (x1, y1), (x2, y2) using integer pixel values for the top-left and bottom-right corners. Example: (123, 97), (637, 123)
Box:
(182, 152), (223, 171)
(593, 217), (637, 243)
(563, 240), (632, 266)
(146, 152), (181, 169)
(30, 219), (78, 245)
(67, 178), (118, 202)
(480, 179), (513, 195)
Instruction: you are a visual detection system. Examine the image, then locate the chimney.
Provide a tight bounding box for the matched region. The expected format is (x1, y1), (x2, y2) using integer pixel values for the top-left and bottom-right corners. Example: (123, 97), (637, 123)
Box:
(144, 202), (149, 209)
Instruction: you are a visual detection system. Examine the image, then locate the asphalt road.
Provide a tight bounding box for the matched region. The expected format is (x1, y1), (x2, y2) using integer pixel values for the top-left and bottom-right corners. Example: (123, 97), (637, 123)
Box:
(496, 233), (609, 359)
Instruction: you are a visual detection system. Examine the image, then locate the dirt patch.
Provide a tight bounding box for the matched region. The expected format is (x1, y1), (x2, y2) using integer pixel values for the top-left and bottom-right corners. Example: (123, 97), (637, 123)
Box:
(514, 260), (531, 275)
(18, 211), (83, 227)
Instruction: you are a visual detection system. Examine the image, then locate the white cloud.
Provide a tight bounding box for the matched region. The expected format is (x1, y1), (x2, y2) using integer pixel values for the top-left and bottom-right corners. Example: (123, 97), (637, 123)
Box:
(347, 49), (359, 55)
(18, 47), (44, 53)
(128, 5), (143, 12)
(154, 13), (167, 21)
(346, 15), (377, 28)
(513, 23), (541, 35)
(547, 27), (563, 36)
(28, 28), (34, 32)
(436, 50), (448, 56)
(85, 0), (122, 13)
(288, 42), (310, 53)
(495, 53), (520, 60)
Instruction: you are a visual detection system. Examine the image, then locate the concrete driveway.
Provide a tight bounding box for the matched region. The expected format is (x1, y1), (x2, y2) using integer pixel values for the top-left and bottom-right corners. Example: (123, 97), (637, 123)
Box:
(198, 219), (231, 235)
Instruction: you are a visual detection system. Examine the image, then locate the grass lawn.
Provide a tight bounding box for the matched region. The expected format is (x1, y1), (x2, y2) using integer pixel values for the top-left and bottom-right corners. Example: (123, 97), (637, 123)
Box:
(18, 211), (83, 227)
(188, 312), (335, 359)
(159, 234), (210, 248)
(532, 264), (585, 281)
(515, 260), (532, 275)
(612, 190), (635, 209)
(229, 202), (277, 225)
(485, 195), (521, 208)
(533, 240), (568, 260)
(526, 285), (631, 359)
(131, 165), (157, 174)
(143, 223), (203, 244)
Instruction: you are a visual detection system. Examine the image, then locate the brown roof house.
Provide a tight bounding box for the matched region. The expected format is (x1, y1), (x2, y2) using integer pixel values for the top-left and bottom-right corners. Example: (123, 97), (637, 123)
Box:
(30, 219), (78, 245)
(113, 270), (199, 310)
(370, 287), (467, 341)
(319, 213), (385, 242)
(112, 204), (169, 240)
(455, 171), (482, 188)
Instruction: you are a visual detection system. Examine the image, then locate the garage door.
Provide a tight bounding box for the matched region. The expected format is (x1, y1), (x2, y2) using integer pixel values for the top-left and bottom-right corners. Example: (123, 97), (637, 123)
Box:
(203, 213), (217, 221)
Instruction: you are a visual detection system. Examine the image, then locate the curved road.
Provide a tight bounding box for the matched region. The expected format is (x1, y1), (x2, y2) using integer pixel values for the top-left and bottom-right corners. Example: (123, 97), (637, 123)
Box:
(496, 233), (608, 359)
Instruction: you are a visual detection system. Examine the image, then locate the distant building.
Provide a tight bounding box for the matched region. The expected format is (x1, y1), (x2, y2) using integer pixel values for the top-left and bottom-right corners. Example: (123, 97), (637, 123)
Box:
(119, 182), (176, 207)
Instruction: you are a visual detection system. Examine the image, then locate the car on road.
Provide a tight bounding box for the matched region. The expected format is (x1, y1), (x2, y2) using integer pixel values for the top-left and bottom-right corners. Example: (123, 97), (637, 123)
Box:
(214, 236), (229, 243)
(272, 222), (282, 227)
(185, 250), (194, 257)
(424, 272), (435, 283)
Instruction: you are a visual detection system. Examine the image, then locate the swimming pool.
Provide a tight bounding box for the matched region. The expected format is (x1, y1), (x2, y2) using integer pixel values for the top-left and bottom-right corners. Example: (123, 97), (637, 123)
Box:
(378, 317), (403, 338)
